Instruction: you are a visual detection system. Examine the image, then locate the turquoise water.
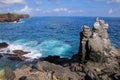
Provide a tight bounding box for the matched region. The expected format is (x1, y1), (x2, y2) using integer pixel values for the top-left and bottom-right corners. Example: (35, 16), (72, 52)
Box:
(0, 17), (120, 58)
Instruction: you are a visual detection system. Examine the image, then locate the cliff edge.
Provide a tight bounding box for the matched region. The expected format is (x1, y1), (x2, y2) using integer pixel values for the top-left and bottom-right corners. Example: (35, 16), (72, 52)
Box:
(0, 13), (29, 22)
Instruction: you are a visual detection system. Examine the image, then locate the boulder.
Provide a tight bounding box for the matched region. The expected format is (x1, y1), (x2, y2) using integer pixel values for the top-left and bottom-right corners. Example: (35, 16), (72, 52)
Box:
(4, 67), (16, 80)
(14, 61), (84, 80)
(13, 50), (30, 55)
(34, 61), (81, 80)
(0, 42), (9, 49)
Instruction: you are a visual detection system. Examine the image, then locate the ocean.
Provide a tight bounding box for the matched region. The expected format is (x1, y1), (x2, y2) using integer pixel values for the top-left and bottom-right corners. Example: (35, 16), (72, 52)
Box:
(0, 17), (120, 58)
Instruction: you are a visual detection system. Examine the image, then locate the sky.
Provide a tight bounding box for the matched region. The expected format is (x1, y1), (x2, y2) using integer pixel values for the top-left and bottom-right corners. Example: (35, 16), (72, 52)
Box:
(0, 0), (120, 17)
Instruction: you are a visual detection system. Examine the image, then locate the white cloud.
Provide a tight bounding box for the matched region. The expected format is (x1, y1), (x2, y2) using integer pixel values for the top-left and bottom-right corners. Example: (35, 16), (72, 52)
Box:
(42, 8), (83, 14)
(108, 9), (113, 14)
(53, 8), (68, 12)
(108, 0), (120, 3)
(53, 8), (83, 13)
(14, 5), (32, 13)
(20, 5), (32, 13)
(111, 0), (120, 3)
(0, 0), (25, 5)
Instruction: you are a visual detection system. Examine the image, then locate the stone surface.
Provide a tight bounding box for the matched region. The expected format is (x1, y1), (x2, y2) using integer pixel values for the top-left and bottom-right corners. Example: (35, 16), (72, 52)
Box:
(13, 50), (30, 55)
(14, 61), (84, 80)
(78, 18), (113, 63)
(0, 42), (9, 49)
(77, 18), (120, 80)
(4, 67), (16, 80)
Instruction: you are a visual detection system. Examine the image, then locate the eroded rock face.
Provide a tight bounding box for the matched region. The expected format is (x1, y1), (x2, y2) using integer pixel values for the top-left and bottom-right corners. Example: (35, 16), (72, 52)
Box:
(78, 25), (92, 63)
(78, 18), (113, 63)
(77, 18), (120, 80)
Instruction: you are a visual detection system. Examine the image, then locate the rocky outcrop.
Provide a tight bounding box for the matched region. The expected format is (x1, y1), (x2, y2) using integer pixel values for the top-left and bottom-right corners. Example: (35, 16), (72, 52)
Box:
(77, 18), (120, 80)
(78, 18), (113, 63)
(14, 61), (83, 80)
(0, 67), (15, 80)
(0, 42), (9, 49)
(0, 13), (29, 22)
(13, 50), (30, 55)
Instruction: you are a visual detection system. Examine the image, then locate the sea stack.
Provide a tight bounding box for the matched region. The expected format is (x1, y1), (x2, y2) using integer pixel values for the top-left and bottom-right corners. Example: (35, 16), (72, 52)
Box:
(78, 18), (113, 63)
(77, 18), (120, 80)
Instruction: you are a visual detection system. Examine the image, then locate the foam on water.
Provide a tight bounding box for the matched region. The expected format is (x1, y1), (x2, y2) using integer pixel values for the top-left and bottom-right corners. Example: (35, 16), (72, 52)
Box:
(36, 40), (72, 57)
(1, 39), (72, 59)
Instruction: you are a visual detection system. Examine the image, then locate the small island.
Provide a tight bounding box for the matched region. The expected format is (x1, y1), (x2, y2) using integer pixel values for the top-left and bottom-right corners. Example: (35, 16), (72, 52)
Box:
(0, 13), (29, 22)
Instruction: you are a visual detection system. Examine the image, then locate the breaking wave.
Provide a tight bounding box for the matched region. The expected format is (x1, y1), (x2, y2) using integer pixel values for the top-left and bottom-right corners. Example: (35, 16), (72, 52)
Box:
(1, 39), (72, 59)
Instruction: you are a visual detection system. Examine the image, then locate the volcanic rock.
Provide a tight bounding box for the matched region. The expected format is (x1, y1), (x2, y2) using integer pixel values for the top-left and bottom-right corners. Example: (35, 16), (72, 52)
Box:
(13, 50), (30, 55)
(0, 42), (9, 49)
(4, 67), (16, 80)
(14, 61), (84, 80)
(0, 13), (29, 22)
(77, 18), (120, 80)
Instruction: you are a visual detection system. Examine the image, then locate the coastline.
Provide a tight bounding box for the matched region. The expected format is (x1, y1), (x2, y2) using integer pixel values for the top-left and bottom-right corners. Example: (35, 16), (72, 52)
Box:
(0, 13), (29, 23)
(0, 18), (120, 80)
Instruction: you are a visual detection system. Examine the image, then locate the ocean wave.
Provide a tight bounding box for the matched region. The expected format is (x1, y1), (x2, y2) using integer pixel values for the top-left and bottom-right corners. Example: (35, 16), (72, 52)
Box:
(0, 39), (72, 59)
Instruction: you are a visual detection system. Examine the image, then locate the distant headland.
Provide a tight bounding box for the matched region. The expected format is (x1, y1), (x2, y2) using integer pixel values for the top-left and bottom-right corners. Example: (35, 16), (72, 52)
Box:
(0, 13), (29, 22)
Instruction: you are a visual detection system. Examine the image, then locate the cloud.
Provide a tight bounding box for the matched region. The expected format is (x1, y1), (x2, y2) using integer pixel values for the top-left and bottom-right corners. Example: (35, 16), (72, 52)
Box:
(40, 8), (83, 14)
(108, 9), (113, 14)
(0, 0), (25, 9)
(20, 5), (32, 13)
(35, 1), (42, 5)
(14, 5), (32, 13)
(111, 0), (120, 3)
(53, 8), (68, 12)
(108, 0), (120, 3)
(0, 0), (25, 5)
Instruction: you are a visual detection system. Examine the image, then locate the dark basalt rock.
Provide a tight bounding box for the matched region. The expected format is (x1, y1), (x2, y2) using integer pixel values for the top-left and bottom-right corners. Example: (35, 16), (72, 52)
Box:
(0, 53), (29, 61)
(0, 54), (3, 58)
(13, 50), (30, 55)
(0, 42), (9, 49)
(41, 55), (70, 65)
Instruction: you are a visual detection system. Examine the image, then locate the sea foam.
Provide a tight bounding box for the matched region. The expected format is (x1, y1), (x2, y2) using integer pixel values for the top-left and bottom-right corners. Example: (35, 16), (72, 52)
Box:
(1, 39), (71, 59)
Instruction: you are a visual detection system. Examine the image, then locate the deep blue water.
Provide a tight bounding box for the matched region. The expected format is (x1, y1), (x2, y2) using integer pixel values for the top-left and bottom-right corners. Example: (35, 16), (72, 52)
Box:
(0, 17), (120, 58)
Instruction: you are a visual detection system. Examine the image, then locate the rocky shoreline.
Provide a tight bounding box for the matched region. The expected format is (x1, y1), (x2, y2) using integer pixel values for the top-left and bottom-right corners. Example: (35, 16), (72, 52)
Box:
(0, 18), (120, 80)
(0, 13), (29, 22)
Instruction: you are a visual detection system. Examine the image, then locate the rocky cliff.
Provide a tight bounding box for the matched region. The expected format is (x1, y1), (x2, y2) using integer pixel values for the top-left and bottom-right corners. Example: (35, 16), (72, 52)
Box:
(0, 18), (120, 80)
(0, 13), (29, 22)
